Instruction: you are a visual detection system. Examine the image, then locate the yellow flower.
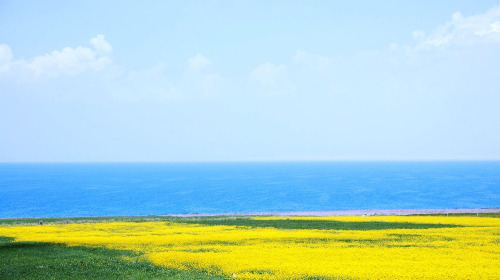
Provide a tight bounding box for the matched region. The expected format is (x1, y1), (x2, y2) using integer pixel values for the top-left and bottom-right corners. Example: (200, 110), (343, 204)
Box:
(1, 216), (499, 279)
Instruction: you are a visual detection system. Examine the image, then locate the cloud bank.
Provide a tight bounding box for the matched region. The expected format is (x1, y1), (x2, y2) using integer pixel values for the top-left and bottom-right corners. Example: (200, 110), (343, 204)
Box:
(406, 5), (500, 50)
(0, 34), (112, 80)
(188, 53), (211, 71)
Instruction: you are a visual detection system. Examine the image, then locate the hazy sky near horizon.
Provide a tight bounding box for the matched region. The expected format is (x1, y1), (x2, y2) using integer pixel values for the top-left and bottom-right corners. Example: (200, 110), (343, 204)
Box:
(1, 1), (500, 162)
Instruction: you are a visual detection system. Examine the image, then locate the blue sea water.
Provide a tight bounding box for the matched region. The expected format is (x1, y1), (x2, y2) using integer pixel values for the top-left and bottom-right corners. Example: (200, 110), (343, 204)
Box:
(0, 162), (499, 218)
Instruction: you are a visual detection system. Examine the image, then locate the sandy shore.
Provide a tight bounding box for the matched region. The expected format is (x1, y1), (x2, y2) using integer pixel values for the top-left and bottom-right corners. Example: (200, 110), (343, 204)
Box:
(172, 208), (500, 217)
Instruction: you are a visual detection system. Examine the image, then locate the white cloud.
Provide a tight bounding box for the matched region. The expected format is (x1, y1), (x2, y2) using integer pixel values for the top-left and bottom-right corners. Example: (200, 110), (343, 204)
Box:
(90, 34), (112, 54)
(27, 46), (110, 77)
(0, 44), (13, 72)
(477, 21), (500, 36)
(188, 53), (210, 71)
(249, 62), (294, 94)
(184, 53), (223, 97)
(0, 34), (112, 80)
(412, 6), (500, 50)
(250, 62), (288, 86)
(412, 30), (426, 41)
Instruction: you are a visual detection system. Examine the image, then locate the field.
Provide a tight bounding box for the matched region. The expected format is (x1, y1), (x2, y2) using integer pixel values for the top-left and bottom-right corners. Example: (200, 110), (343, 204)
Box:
(1, 214), (499, 279)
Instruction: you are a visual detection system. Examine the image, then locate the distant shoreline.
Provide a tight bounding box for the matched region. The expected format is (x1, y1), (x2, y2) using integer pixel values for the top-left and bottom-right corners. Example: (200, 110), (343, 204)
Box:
(171, 208), (500, 217)
(1, 208), (499, 220)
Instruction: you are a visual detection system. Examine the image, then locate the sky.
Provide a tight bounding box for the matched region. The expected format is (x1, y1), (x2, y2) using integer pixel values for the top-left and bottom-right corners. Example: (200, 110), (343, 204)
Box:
(1, 0), (500, 162)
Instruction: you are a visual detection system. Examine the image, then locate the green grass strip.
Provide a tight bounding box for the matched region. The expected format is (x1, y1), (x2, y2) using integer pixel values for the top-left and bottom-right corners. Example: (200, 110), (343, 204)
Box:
(0, 237), (227, 280)
(0, 215), (466, 230)
(178, 218), (462, 230)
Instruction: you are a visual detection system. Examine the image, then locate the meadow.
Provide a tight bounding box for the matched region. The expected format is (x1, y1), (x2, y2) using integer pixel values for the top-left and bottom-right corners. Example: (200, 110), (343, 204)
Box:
(1, 214), (499, 279)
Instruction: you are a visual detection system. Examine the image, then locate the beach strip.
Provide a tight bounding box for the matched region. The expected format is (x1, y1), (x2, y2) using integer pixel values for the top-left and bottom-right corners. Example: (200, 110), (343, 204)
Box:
(171, 208), (500, 217)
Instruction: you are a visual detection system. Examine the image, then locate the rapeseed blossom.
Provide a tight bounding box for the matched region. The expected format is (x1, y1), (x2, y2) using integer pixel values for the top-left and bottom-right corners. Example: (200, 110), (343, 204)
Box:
(0, 216), (499, 279)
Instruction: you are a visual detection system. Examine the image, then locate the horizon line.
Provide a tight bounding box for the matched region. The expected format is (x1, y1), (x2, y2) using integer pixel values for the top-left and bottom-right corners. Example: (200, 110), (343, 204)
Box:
(1, 159), (500, 164)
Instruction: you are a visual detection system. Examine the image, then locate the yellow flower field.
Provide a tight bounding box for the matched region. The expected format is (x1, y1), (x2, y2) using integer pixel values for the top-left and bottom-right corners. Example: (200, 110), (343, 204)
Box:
(1, 216), (499, 279)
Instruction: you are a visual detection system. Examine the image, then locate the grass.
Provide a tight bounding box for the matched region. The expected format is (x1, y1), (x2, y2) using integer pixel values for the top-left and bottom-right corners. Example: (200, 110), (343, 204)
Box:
(176, 217), (462, 230)
(0, 214), (467, 230)
(0, 235), (350, 280)
(0, 236), (228, 280)
(0, 215), (171, 226)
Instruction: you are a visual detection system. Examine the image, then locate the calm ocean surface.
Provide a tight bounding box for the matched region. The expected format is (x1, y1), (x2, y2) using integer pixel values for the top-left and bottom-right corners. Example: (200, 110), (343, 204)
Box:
(0, 162), (499, 218)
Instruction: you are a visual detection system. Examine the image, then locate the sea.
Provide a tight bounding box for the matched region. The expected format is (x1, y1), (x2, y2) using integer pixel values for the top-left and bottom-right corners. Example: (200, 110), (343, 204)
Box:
(0, 162), (499, 218)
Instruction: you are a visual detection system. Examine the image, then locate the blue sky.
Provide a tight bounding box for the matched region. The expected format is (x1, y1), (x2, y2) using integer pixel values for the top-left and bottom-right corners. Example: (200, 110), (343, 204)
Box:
(1, 1), (500, 162)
